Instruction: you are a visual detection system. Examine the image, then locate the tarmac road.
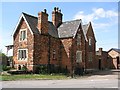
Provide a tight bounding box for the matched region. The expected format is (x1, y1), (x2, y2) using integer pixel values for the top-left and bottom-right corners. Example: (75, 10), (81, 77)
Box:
(1, 69), (119, 88)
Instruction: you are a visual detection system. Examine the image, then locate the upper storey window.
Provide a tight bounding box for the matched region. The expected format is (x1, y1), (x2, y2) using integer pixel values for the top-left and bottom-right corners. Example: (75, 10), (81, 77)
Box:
(19, 29), (27, 41)
(89, 37), (92, 46)
(77, 34), (81, 45)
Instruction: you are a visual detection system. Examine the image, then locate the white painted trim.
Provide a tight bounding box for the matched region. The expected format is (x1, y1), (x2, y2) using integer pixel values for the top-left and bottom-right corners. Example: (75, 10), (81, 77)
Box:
(17, 48), (28, 61)
(73, 21), (82, 39)
(81, 23), (88, 42)
(22, 14), (33, 35)
(19, 28), (27, 42)
(13, 13), (33, 37)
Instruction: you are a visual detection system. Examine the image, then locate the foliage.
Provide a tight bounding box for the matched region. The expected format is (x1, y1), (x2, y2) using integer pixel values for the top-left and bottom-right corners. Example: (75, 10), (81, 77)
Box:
(2, 65), (11, 71)
(0, 52), (8, 65)
(1, 74), (67, 81)
(21, 65), (28, 71)
(35, 65), (47, 74)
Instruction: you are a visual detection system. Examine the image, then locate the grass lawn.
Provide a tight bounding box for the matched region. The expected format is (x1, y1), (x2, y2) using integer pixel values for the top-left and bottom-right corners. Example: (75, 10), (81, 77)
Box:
(1, 74), (68, 81)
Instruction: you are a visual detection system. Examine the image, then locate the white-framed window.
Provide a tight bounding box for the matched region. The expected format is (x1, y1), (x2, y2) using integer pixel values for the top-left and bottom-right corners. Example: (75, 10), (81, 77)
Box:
(53, 50), (56, 60)
(19, 29), (27, 41)
(89, 37), (92, 46)
(76, 51), (82, 63)
(18, 49), (28, 60)
(89, 52), (92, 61)
(77, 34), (81, 45)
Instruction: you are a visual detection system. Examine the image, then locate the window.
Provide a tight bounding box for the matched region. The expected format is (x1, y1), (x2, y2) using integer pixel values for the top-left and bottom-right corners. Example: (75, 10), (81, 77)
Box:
(53, 50), (56, 60)
(89, 52), (92, 61)
(20, 29), (27, 41)
(76, 51), (82, 63)
(18, 49), (27, 60)
(89, 38), (92, 46)
(77, 34), (81, 45)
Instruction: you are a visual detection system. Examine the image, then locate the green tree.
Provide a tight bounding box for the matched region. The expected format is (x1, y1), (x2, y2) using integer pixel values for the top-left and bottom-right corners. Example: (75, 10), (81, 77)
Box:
(0, 52), (8, 65)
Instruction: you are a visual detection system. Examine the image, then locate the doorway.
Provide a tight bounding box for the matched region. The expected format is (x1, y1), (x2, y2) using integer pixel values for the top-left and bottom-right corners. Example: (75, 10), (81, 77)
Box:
(98, 59), (101, 70)
(117, 56), (119, 69)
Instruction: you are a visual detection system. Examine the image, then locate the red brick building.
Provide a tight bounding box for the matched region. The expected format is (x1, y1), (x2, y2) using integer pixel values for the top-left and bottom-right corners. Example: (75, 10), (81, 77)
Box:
(13, 7), (96, 74)
(108, 48), (120, 69)
(96, 48), (114, 70)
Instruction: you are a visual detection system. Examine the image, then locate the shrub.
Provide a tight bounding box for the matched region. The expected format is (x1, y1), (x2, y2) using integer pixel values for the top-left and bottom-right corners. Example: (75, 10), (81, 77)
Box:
(21, 65), (28, 71)
(2, 65), (11, 71)
(35, 65), (47, 74)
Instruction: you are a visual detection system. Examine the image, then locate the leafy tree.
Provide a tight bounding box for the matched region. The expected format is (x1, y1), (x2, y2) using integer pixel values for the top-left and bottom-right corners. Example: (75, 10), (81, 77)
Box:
(0, 52), (8, 65)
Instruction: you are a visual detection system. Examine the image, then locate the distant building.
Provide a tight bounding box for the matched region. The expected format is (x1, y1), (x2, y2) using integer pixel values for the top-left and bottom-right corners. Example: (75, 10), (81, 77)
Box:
(96, 48), (113, 70)
(108, 48), (120, 69)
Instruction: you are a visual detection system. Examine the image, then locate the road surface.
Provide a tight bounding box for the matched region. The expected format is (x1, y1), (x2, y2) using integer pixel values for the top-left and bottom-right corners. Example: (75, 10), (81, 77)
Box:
(1, 70), (120, 88)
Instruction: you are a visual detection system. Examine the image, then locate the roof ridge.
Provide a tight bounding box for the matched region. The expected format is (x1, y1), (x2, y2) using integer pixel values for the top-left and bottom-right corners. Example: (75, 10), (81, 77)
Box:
(22, 12), (37, 19)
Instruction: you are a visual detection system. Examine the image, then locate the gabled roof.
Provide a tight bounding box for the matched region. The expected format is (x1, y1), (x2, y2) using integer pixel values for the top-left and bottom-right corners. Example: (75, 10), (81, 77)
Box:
(58, 19), (81, 38)
(82, 24), (89, 41)
(82, 24), (89, 35)
(13, 12), (94, 40)
(13, 12), (58, 37)
(108, 48), (120, 53)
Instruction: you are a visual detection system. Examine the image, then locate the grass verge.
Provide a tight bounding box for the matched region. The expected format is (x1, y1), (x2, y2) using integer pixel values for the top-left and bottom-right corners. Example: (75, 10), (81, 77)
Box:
(1, 74), (68, 81)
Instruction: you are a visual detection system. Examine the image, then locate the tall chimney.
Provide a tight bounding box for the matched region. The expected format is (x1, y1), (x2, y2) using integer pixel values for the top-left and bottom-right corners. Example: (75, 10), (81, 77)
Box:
(37, 9), (48, 34)
(52, 7), (63, 28)
(99, 48), (103, 55)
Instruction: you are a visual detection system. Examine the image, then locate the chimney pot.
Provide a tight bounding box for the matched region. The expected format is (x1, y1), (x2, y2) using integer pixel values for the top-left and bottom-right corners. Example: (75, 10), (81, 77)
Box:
(56, 7), (59, 12)
(44, 9), (47, 13)
(58, 9), (61, 13)
(54, 7), (57, 12)
(52, 7), (62, 28)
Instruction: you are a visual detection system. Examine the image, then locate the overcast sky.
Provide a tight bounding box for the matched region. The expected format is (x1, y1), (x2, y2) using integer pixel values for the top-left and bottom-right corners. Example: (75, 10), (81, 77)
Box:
(1, 2), (118, 56)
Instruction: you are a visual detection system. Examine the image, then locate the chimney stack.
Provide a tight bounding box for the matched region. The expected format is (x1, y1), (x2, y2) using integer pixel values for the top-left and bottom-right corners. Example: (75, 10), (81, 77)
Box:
(52, 7), (63, 28)
(37, 9), (48, 34)
(99, 48), (103, 55)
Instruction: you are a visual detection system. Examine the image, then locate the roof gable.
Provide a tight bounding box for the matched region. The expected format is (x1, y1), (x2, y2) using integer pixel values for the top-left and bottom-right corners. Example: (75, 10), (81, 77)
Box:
(13, 12), (95, 41)
(57, 19), (81, 38)
(108, 48), (120, 53)
(85, 22), (96, 42)
(13, 13), (34, 37)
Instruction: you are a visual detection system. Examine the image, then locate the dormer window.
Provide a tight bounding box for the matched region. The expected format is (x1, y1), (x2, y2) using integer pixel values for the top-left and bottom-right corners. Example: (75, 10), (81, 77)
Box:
(19, 29), (27, 41)
(77, 34), (81, 45)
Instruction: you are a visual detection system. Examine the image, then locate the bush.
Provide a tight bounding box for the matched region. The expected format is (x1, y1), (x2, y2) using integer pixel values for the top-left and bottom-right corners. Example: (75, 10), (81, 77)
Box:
(2, 65), (11, 71)
(21, 65), (28, 71)
(35, 65), (47, 74)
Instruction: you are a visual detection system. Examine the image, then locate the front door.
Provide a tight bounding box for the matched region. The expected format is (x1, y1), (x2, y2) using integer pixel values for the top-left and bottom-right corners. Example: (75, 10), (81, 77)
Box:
(117, 57), (119, 69)
(98, 59), (101, 70)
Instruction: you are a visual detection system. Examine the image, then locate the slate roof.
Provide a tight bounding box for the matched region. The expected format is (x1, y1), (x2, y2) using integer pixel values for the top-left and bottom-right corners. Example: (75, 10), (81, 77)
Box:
(23, 13), (58, 37)
(15, 12), (90, 39)
(82, 24), (89, 35)
(58, 19), (82, 38)
(108, 48), (120, 53)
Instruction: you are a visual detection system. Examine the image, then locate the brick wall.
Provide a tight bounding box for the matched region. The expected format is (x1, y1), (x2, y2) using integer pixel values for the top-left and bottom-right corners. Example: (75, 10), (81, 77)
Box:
(85, 23), (96, 70)
(13, 19), (34, 71)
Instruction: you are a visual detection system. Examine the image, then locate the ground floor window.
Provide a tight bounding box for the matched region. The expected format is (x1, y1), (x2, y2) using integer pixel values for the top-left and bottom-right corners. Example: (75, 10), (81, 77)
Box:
(88, 52), (92, 61)
(18, 49), (27, 60)
(76, 51), (82, 63)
